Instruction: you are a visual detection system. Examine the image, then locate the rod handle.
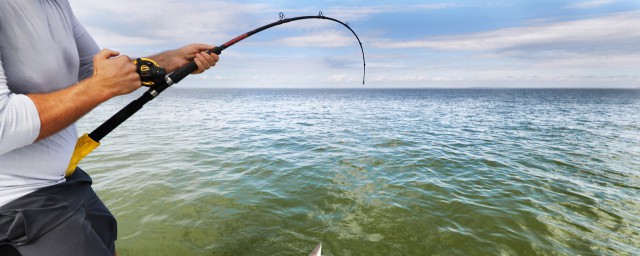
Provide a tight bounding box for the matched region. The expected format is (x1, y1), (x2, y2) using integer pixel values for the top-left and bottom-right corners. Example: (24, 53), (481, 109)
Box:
(168, 46), (223, 84)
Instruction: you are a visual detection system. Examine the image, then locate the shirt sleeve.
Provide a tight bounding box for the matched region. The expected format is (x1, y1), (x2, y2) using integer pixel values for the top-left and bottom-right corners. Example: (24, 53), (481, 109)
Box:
(70, 8), (99, 81)
(0, 52), (41, 155)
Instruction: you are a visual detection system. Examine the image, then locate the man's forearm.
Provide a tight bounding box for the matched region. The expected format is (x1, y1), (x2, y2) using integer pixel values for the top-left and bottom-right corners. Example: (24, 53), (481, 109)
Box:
(147, 49), (184, 72)
(28, 77), (112, 141)
(28, 49), (142, 141)
(146, 44), (218, 73)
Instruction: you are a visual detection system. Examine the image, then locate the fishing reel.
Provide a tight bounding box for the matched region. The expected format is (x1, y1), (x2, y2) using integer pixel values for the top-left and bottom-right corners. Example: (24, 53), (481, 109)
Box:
(134, 58), (166, 86)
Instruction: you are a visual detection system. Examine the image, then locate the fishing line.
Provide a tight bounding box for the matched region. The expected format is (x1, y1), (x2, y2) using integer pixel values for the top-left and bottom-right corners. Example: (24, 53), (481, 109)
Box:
(65, 12), (367, 176)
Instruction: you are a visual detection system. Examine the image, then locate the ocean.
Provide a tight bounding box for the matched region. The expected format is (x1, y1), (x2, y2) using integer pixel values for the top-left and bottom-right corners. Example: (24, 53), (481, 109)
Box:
(76, 88), (640, 255)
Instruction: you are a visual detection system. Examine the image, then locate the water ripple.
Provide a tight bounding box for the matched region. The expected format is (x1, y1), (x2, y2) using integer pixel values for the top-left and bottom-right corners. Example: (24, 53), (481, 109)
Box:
(75, 89), (640, 255)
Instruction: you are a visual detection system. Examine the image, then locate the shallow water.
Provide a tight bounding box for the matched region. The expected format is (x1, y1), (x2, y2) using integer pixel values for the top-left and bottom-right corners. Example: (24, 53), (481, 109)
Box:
(77, 89), (640, 255)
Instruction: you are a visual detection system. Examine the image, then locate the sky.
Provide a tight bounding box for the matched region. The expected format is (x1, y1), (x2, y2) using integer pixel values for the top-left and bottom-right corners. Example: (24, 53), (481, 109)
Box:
(68, 0), (640, 88)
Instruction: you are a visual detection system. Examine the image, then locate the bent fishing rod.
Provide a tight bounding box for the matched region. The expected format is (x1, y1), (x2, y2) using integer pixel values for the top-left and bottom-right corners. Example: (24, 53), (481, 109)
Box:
(65, 12), (366, 176)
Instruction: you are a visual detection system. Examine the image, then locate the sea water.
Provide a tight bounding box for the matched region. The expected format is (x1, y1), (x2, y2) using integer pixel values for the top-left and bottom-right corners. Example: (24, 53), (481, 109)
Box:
(76, 89), (640, 255)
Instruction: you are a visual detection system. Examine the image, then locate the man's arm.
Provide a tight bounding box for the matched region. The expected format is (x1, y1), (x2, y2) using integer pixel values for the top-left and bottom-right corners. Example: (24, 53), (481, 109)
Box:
(0, 55), (40, 155)
(147, 44), (219, 73)
(27, 42), (219, 143)
(28, 49), (141, 141)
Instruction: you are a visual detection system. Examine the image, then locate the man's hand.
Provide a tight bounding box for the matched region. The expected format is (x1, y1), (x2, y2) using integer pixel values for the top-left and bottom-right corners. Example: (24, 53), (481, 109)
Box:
(149, 43), (220, 74)
(28, 48), (142, 141)
(90, 49), (141, 98)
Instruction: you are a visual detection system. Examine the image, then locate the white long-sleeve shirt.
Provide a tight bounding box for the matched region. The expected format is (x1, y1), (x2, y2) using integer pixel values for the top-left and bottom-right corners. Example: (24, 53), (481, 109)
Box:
(0, 0), (99, 206)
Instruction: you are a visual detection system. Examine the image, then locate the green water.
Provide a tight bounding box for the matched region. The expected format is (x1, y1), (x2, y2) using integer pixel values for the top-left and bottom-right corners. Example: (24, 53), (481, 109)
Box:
(77, 89), (640, 255)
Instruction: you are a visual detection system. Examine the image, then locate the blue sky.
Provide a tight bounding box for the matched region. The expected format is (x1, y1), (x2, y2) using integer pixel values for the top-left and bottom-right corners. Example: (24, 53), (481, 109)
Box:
(69, 0), (640, 88)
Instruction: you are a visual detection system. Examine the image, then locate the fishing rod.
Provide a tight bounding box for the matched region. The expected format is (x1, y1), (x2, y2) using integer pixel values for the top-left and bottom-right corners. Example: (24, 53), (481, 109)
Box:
(65, 12), (366, 176)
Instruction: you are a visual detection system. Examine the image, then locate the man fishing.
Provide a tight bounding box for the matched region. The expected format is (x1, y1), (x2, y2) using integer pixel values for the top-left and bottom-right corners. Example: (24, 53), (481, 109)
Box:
(0, 1), (219, 255)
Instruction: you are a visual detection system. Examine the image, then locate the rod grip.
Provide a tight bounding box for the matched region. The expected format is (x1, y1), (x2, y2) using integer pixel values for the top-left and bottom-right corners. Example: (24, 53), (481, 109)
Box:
(168, 46), (223, 84)
(89, 95), (149, 141)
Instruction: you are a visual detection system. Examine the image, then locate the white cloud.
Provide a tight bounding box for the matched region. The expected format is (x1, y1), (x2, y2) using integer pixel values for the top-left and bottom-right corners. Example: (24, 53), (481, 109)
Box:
(373, 10), (640, 72)
(362, 7), (640, 88)
(69, 0), (270, 53)
(376, 11), (640, 52)
(323, 3), (479, 20)
(277, 30), (359, 48)
(67, 1), (640, 88)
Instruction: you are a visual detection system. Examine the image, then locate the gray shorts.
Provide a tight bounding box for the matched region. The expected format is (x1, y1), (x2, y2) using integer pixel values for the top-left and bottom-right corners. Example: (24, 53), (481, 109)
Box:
(0, 168), (117, 256)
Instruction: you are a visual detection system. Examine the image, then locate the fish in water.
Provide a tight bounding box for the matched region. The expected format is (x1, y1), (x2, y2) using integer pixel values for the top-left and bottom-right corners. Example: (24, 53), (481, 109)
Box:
(309, 243), (321, 256)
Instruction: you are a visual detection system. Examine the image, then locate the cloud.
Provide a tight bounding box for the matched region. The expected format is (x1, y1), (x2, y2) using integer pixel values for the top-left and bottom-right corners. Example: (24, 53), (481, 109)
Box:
(376, 11), (640, 51)
(326, 4), (450, 18)
(69, 0), (270, 53)
(277, 30), (360, 48)
(565, 0), (615, 9)
(67, 1), (640, 88)
(239, 2), (474, 24)
(68, 0), (373, 54)
(374, 11), (640, 68)
(68, 0), (469, 52)
(360, 10), (640, 88)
